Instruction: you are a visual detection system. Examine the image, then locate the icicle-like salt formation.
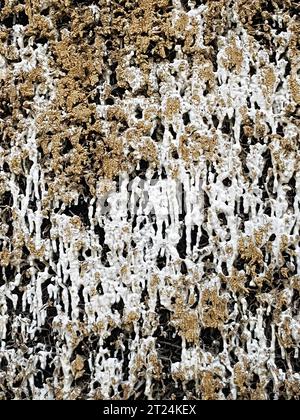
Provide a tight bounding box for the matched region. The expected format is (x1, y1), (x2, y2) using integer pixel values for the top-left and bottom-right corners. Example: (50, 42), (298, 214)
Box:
(0, 0), (299, 400)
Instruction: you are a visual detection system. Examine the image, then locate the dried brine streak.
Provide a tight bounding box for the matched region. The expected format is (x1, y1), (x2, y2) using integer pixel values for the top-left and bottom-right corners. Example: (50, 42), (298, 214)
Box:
(0, 0), (299, 400)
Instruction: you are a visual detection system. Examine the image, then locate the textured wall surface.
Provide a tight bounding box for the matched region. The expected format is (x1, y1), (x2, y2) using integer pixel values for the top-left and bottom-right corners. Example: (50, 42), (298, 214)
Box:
(0, 0), (299, 400)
